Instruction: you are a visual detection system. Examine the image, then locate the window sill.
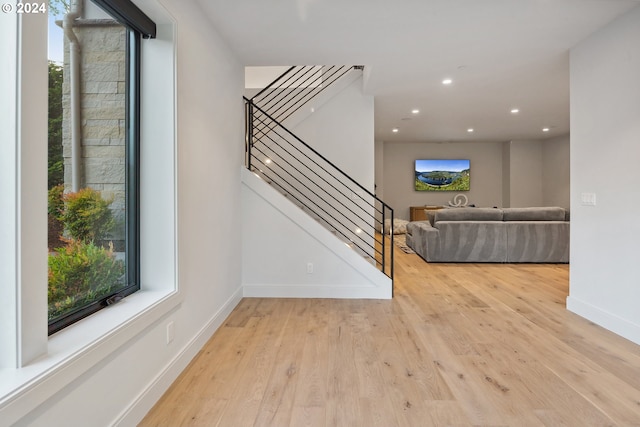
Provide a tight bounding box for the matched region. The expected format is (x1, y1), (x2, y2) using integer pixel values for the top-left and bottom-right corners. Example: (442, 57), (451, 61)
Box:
(0, 288), (181, 424)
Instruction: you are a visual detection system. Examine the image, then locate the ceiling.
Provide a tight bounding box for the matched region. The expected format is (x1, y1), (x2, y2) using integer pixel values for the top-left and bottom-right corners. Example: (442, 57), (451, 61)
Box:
(195, 0), (639, 143)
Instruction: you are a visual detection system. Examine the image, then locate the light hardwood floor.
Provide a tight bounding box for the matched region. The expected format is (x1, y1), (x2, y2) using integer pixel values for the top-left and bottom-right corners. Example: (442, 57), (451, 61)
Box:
(140, 240), (640, 426)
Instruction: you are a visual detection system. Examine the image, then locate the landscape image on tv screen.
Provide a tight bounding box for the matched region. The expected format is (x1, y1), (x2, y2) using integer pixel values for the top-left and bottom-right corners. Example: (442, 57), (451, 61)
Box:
(415, 159), (470, 191)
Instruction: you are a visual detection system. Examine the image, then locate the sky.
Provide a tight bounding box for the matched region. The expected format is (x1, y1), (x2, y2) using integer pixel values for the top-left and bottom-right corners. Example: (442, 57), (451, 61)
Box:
(48, 10), (64, 63)
(415, 159), (470, 173)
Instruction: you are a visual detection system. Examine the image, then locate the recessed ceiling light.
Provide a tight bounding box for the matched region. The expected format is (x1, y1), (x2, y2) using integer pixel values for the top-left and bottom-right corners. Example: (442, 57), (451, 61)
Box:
(442, 78), (453, 85)
(411, 109), (420, 114)
(542, 127), (550, 132)
(392, 128), (399, 133)
(467, 128), (474, 133)
(510, 108), (519, 114)
(264, 158), (272, 164)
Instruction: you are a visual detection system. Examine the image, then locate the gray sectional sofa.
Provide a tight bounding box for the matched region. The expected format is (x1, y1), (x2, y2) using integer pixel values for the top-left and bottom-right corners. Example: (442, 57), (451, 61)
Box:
(405, 207), (569, 263)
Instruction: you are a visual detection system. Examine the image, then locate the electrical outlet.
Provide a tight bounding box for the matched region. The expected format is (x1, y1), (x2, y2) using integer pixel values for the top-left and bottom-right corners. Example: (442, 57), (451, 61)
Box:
(307, 262), (314, 274)
(166, 321), (174, 345)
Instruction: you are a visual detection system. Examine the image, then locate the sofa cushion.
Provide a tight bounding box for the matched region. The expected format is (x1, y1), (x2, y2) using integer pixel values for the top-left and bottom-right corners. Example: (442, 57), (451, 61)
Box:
(423, 209), (437, 225)
(506, 222), (570, 262)
(502, 207), (566, 221)
(436, 221), (507, 262)
(434, 207), (503, 223)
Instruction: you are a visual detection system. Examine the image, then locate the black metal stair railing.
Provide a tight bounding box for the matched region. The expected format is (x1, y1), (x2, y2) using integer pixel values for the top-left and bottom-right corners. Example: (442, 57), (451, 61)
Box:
(249, 65), (360, 140)
(251, 65), (357, 125)
(244, 75), (394, 281)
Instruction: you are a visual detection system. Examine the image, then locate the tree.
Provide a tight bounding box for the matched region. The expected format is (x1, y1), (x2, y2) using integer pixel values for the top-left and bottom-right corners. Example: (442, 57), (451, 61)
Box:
(48, 61), (64, 188)
(48, 0), (70, 16)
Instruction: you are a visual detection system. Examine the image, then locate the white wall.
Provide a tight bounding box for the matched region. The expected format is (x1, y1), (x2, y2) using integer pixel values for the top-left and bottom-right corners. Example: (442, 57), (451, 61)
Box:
(506, 140), (543, 207)
(501, 142), (511, 207)
(542, 134), (570, 209)
(170, 0), (244, 345)
(375, 140), (384, 200)
(382, 141), (504, 220)
(1, 0), (246, 425)
(568, 5), (640, 345)
(245, 66), (291, 88)
(293, 76), (375, 190)
(375, 139), (385, 229)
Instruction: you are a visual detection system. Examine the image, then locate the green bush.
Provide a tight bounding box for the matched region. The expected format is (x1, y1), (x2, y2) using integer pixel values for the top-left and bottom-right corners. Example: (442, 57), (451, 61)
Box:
(61, 187), (115, 243)
(48, 239), (125, 320)
(48, 184), (66, 249)
(48, 184), (65, 219)
(48, 160), (64, 189)
(48, 61), (64, 189)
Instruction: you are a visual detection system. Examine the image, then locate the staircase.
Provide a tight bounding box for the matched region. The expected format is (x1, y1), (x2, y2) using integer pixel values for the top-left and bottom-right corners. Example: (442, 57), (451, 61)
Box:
(243, 66), (394, 288)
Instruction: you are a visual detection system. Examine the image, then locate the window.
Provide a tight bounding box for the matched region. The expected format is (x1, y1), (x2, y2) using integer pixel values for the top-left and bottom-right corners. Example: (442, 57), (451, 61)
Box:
(1, 0), (176, 416)
(47, 0), (156, 334)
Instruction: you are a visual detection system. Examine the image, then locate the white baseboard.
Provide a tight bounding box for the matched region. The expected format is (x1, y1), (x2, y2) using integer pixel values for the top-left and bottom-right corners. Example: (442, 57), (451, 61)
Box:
(243, 283), (391, 299)
(566, 296), (640, 345)
(113, 286), (243, 426)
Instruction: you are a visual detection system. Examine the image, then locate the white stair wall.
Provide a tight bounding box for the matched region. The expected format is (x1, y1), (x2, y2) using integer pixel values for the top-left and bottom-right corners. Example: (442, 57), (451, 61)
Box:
(241, 167), (392, 299)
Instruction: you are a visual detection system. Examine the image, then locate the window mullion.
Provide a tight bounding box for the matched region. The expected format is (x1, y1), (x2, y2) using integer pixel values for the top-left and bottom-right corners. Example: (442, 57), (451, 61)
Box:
(126, 29), (140, 294)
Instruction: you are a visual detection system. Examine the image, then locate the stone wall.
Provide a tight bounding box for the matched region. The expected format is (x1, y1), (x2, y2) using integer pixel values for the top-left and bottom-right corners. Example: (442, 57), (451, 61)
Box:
(62, 20), (127, 242)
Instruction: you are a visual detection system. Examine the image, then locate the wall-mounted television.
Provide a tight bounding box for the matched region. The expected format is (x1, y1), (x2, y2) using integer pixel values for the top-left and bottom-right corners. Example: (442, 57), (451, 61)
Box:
(415, 159), (470, 191)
